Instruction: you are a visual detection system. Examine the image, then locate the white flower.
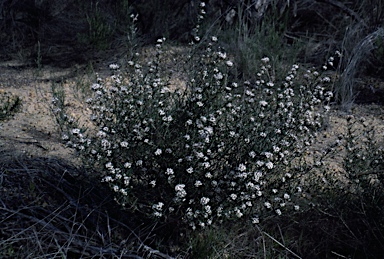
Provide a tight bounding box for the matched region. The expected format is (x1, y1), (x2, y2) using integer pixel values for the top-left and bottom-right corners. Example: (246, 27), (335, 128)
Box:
(109, 63), (120, 70)
(284, 193), (290, 200)
(155, 148), (162, 155)
(236, 210), (243, 218)
(120, 141), (128, 148)
(238, 163), (246, 172)
(294, 205), (300, 211)
(252, 217), (260, 224)
(275, 209), (282, 215)
(264, 202), (272, 209)
(175, 184), (185, 191)
(261, 57), (270, 63)
(226, 60), (233, 67)
(254, 171), (262, 182)
(217, 52), (227, 59)
(91, 83), (102, 90)
(124, 162), (132, 168)
(152, 202), (164, 211)
(230, 194), (237, 200)
(211, 36), (217, 42)
(124, 176), (130, 186)
(200, 197), (210, 205)
(163, 115), (173, 122)
(196, 152), (204, 158)
(273, 146), (280, 153)
(166, 168), (174, 175)
(71, 128), (80, 135)
(97, 130), (107, 138)
(259, 100), (268, 107)
(204, 126), (213, 135)
(195, 180), (203, 187)
(149, 180), (156, 187)
(127, 157), (139, 166)
(214, 72), (223, 80)
(105, 162), (113, 169)
(158, 109), (165, 116)
(175, 184), (187, 198)
(265, 162), (274, 169)
(186, 167), (194, 174)
(120, 189), (127, 196)
(322, 76), (331, 82)
(202, 162), (211, 168)
(256, 161), (264, 167)
(154, 212), (162, 217)
(103, 176), (113, 182)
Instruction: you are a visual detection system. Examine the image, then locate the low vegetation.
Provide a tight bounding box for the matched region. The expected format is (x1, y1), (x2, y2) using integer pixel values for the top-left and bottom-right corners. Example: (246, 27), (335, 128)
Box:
(1, 0), (384, 258)
(0, 91), (22, 122)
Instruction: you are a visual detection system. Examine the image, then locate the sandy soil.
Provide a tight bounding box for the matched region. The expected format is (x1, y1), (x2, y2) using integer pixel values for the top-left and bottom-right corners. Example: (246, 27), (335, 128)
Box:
(1, 58), (384, 172)
(0, 63), (88, 162)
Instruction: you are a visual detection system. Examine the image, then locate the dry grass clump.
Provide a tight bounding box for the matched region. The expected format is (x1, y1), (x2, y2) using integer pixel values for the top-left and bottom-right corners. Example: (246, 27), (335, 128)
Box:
(337, 27), (384, 111)
(0, 149), (178, 258)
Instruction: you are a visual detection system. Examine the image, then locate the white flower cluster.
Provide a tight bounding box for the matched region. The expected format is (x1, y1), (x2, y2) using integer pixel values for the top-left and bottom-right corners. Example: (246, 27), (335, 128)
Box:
(52, 29), (333, 229)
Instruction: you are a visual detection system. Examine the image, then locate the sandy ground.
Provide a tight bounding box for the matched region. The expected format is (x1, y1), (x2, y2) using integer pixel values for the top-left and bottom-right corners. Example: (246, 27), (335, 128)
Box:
(0, 64), (87, 162)
(1, 59), (384, 172)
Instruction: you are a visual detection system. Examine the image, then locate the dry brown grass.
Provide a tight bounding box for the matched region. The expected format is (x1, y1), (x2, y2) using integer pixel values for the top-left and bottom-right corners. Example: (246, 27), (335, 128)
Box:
(0, 149), (178, 258)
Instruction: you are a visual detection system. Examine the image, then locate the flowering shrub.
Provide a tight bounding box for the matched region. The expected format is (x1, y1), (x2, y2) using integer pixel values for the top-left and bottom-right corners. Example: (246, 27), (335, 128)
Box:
(52, 3), (333, 230)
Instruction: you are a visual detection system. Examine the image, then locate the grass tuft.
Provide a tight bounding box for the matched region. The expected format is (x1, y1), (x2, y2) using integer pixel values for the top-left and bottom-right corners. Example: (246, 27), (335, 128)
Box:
(0, 91), (22, 122)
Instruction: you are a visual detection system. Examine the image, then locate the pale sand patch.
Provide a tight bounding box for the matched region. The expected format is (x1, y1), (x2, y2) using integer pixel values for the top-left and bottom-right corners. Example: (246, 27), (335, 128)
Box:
(1, 49), (384, 179)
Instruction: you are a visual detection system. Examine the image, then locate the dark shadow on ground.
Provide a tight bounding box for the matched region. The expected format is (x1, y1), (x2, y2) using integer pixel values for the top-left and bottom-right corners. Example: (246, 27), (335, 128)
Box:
(0, 149), (161, 258)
